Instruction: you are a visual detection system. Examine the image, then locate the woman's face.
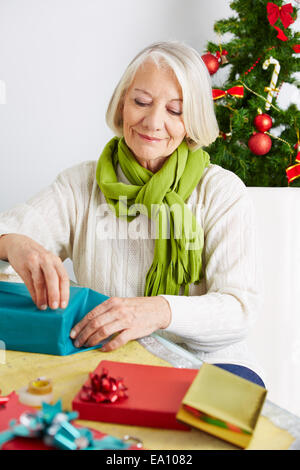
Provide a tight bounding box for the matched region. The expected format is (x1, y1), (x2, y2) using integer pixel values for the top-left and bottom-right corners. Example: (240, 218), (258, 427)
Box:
(122, 60), (186, 171)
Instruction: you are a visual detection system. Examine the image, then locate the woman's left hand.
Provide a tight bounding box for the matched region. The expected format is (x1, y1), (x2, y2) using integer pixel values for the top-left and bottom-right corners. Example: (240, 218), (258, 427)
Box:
(70, 296), (171, 351)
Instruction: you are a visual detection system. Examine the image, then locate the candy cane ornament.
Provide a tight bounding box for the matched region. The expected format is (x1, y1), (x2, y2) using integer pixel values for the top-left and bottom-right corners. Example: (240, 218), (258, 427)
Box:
(262, 56), (281, 111)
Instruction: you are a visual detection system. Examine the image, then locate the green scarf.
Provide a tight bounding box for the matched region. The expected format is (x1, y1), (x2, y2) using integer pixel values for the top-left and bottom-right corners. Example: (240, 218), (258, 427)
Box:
(96, 137), (210, 296)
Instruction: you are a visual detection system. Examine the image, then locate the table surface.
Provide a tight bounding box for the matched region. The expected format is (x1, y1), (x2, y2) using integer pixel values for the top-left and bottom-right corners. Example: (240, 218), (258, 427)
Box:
(1, 340), (299, 450)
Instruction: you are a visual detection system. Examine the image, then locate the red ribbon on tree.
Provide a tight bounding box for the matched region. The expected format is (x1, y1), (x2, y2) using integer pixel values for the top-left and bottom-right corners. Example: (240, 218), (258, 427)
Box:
(79, 368), (128, 404)
(286, 162), (300, 183)
(267, 2), (294, 28)
(273, 25), (288, 41)
(212, 86), (244, 100)
(286, 141), (300, 184)
(267, 2), (295, 41)
(293, 45), (300, 53)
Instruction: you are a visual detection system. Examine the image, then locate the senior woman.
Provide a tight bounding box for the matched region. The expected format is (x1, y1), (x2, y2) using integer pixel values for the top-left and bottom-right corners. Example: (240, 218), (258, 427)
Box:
(0, 41), (265, 386)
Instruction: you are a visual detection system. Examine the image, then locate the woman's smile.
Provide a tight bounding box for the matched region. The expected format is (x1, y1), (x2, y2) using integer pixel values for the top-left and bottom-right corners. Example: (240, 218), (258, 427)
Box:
(136, 131), (164, 142)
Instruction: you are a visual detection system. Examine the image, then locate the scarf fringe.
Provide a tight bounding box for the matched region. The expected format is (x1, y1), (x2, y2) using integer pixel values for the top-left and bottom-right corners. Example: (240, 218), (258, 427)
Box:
(144, 243), (203, 297)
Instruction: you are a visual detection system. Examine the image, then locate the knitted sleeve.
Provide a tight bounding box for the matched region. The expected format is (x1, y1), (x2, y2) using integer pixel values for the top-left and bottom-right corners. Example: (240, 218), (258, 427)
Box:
(160, 166), (263, 353)
(0, 165), (85, 264)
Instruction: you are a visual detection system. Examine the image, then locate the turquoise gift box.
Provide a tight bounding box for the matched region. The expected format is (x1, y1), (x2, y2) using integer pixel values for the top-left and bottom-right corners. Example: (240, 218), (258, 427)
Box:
(0, 281), (110, 355)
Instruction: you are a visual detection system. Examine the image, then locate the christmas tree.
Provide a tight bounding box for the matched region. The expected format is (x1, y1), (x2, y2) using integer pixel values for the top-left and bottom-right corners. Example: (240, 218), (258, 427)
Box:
(203, 0), (300, 187)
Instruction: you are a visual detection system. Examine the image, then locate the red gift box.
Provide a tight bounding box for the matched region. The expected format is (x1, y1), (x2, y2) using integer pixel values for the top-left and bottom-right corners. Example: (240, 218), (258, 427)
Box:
(0, 391), (141, 450)
(72, 360), (199, 430)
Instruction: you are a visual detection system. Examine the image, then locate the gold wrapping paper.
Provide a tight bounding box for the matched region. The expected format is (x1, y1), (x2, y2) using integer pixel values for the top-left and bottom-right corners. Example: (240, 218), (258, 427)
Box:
(176, 363), (267, 448)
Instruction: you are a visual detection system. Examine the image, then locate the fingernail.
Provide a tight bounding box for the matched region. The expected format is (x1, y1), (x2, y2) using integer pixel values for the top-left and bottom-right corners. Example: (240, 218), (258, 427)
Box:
(51, 301), (58, 310)
(61, 301), (67, 309)
(101, 346), (107, 352)
(70, 329), (76, 339)
(39, 304), (47, 311)
(74, 340), (80, 348)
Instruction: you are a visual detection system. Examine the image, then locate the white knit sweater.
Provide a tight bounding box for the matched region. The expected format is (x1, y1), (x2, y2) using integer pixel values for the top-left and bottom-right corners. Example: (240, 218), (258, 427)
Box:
(0, 160), (264, 378)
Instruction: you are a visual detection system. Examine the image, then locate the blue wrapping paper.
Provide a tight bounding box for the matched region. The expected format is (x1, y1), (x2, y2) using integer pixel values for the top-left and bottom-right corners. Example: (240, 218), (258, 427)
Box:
(0, 281), (110, 355)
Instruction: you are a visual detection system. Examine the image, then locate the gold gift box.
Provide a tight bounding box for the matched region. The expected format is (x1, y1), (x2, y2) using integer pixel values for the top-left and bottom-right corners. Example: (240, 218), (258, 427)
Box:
(176, 363), (267, 448)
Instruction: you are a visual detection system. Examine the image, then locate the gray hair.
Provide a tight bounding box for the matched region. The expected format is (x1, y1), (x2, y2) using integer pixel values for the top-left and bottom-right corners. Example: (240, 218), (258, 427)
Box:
(106, 41), (219, 150)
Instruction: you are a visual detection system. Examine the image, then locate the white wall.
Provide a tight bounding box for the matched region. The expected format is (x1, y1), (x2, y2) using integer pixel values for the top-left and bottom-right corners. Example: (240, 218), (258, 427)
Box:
(0, 0), (233, 211)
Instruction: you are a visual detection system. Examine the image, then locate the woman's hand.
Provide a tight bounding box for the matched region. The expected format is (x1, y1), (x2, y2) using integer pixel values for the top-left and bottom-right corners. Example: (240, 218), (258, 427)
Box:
(0, 233), (69, 310)
(70, 296), (172, 351)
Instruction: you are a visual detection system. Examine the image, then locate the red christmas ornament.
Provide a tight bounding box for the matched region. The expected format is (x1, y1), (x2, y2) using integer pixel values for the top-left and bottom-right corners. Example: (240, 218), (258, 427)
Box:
(248, 132), (272, 155)
(201, 53), (220, 75)
(254, 113), (273, 132)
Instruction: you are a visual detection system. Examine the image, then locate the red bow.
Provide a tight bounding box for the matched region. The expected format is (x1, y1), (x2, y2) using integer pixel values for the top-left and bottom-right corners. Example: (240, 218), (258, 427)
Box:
(212, 86), (244, 100)
(215, 50), (228, 59)
(0, 391), (10, 406)
(79, 368), (128, 404)
(293, 45), (300, 53)
(267, 2), (294, 28)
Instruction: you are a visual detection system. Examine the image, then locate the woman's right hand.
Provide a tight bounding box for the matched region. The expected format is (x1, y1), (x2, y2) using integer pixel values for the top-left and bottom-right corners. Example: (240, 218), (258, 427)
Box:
(0, 233), (70, 310)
